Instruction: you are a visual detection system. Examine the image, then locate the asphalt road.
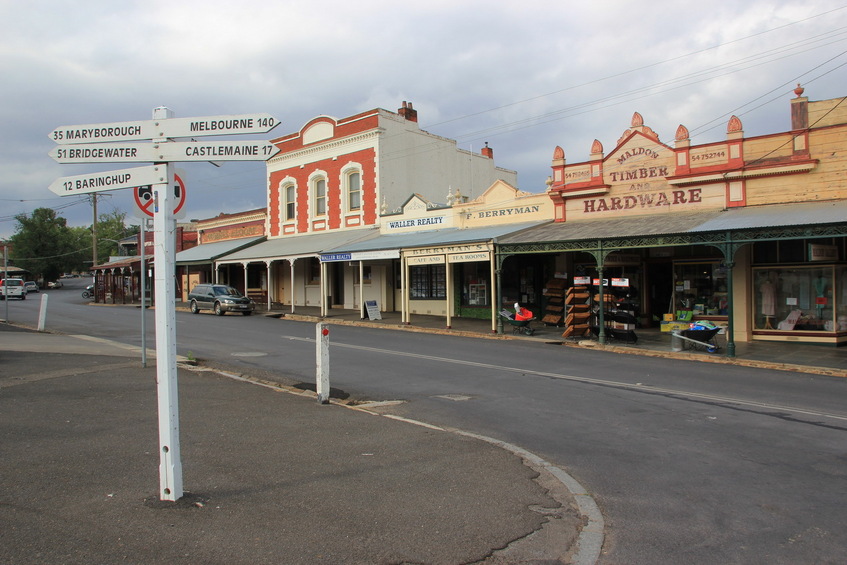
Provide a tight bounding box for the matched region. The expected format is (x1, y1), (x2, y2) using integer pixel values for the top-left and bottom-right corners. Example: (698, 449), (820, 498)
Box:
(8, 279), (847, 564)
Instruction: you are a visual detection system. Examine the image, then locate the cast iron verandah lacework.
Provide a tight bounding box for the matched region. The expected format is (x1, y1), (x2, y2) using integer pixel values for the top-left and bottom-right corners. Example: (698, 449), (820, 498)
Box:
(495, 222), (847, 356)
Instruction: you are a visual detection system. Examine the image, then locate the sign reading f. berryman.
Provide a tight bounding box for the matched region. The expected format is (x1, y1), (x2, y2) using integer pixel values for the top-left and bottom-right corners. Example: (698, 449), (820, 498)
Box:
(49, 113), (279, 144)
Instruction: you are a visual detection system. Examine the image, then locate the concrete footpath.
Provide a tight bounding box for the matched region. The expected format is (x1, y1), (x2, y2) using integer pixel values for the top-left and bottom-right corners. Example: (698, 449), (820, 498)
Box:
(0, 324), (593, 565)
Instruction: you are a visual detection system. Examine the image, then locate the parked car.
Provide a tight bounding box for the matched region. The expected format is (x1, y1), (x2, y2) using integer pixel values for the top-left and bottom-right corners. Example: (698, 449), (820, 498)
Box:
(48, 280), (63, 289)
(0, 278), (26, 300)
(188, 284), (255, 316)
(24, 281), (39, 293)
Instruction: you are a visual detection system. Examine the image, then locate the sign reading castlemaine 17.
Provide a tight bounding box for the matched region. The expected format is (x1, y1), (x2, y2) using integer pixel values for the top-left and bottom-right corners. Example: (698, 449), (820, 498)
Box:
(50, 141), (279, 163)
(163, 141), (279, 161)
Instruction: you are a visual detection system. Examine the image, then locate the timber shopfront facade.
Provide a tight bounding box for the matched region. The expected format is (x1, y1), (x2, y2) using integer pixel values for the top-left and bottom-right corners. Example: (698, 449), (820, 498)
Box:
(498, 87), (847, 354)
(322, 181), (551, 332)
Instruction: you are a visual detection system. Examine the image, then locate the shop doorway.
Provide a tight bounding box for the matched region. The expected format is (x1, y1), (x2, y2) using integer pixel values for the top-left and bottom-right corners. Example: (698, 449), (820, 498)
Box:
(331, 262), (344, 307)
(646, 261), (673, 325)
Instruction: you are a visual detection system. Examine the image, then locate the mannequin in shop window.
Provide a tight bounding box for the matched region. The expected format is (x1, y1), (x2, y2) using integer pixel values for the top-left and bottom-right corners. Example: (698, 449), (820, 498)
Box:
(759, 272), (777, 329)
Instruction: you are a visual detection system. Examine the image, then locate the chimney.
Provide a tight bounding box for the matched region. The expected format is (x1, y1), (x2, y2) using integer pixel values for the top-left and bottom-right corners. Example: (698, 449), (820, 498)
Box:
(398, 101), (418, 122)
(481, 141), (493, 159)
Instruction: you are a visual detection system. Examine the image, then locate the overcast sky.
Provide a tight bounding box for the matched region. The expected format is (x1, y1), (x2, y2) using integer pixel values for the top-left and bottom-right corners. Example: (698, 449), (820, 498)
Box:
(2, 0), (846, 240)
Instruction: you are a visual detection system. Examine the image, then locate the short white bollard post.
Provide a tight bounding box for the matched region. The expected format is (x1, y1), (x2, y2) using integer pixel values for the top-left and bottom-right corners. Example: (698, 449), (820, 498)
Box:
(37, 293), (49, 331)
(316, 323), (330, 404)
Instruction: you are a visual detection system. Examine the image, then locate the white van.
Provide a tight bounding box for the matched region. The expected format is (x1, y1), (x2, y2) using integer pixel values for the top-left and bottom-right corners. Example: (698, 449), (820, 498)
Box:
(0, 278), (26, 299)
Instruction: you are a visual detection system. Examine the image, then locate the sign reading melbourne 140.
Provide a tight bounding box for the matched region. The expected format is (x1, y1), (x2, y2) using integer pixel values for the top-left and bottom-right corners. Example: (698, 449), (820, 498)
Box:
(49, 113), (280, 144)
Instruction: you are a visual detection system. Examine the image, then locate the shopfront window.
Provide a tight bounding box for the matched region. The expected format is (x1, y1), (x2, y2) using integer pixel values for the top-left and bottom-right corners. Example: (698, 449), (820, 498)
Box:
(753, 265), (846, 331)
(410, 265), (446, 299)
(353, 265), (371, 284)
(460, 263), (489, 306)
(673, 261), (728, 317)
(307, 258), (321, 285)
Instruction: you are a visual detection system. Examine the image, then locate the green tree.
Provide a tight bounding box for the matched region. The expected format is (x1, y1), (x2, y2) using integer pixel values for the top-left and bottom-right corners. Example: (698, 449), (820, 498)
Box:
(9, 208), (85, 283)
(92, 210), (138, 265)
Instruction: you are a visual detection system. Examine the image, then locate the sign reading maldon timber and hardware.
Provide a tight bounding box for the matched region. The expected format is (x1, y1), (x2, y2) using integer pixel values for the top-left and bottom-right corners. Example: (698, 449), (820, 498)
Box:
(565, 138), (726, 218)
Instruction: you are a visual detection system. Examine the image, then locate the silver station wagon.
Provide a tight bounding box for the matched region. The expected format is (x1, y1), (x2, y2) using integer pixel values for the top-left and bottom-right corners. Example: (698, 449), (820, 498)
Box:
(188, 284), (255, 316)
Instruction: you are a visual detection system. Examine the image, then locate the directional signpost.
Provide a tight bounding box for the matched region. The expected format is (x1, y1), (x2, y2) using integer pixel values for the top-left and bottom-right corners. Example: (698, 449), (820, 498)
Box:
(49, 140), (278, 163)
(48, 107), (280, 502)
(48, 165), (167, 196)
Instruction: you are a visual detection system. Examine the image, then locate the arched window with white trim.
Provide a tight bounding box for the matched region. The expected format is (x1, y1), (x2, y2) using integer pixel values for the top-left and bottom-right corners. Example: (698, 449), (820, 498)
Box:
(341, 163), (363, 213)
(347, 170), (361, 211)
(283, 182), (296, 221)
(313, 177), (327, 216)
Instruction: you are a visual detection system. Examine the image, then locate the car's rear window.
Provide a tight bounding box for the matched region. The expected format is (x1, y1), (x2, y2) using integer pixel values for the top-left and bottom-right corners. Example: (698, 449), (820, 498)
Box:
(213, 286), (239, 296)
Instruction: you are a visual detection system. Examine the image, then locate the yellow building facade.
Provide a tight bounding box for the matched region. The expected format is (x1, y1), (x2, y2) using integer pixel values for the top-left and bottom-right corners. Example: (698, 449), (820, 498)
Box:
(498, 86), (847, 352)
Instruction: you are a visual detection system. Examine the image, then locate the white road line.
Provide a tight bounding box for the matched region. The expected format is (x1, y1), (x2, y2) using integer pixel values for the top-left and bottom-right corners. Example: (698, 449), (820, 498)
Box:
(282, 335), (847, 423)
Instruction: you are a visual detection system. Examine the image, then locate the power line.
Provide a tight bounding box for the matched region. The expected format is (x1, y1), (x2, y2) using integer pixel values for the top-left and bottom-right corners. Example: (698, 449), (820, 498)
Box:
(427, 7), (847, 129)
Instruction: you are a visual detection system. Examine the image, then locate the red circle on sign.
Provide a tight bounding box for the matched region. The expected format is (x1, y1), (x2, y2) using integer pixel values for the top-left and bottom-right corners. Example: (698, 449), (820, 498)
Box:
(133, 174), (186, 218)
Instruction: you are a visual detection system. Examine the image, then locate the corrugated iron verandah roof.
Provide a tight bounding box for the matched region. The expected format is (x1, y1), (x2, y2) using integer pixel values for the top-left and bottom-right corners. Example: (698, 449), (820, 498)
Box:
(327, 222), (543, 255)
(91, 257), (140, 271)
(216, 228), (382, 264)
(175, 236), (265, 266)
(496, 201), (847, 254)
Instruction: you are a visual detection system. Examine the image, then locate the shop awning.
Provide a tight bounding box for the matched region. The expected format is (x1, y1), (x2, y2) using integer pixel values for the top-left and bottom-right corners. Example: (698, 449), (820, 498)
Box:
(498, 212), (723, 244)
(325, 222), (543, 256)
(175, 236), (265, 266)
(498, 200), (847, 246)
(690, 200), (847, 232)
(216, 228), (381, 264)
(91, 257), (141, 271)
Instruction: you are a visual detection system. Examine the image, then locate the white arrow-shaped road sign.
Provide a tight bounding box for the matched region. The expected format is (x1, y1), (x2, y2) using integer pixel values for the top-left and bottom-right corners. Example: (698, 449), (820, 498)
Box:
(49, 120), (154, 144)
(160, 140), (280, 161)
(48, 165), (167, 196)
(50, 140), (280, 163)
(49, 113), (280, 144)
(50, 143), (155, 163)
(156, 113), (280, 139)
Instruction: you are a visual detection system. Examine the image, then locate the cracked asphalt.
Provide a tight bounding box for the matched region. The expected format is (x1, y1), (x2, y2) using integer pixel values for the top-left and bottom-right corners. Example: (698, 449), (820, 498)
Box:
(0, 324), (587, 564)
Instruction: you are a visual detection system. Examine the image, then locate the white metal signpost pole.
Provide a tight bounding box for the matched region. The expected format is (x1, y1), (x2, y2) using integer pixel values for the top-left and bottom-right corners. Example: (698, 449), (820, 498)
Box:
(48, 108), (280, 503)
(151, 106), (183, 502)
